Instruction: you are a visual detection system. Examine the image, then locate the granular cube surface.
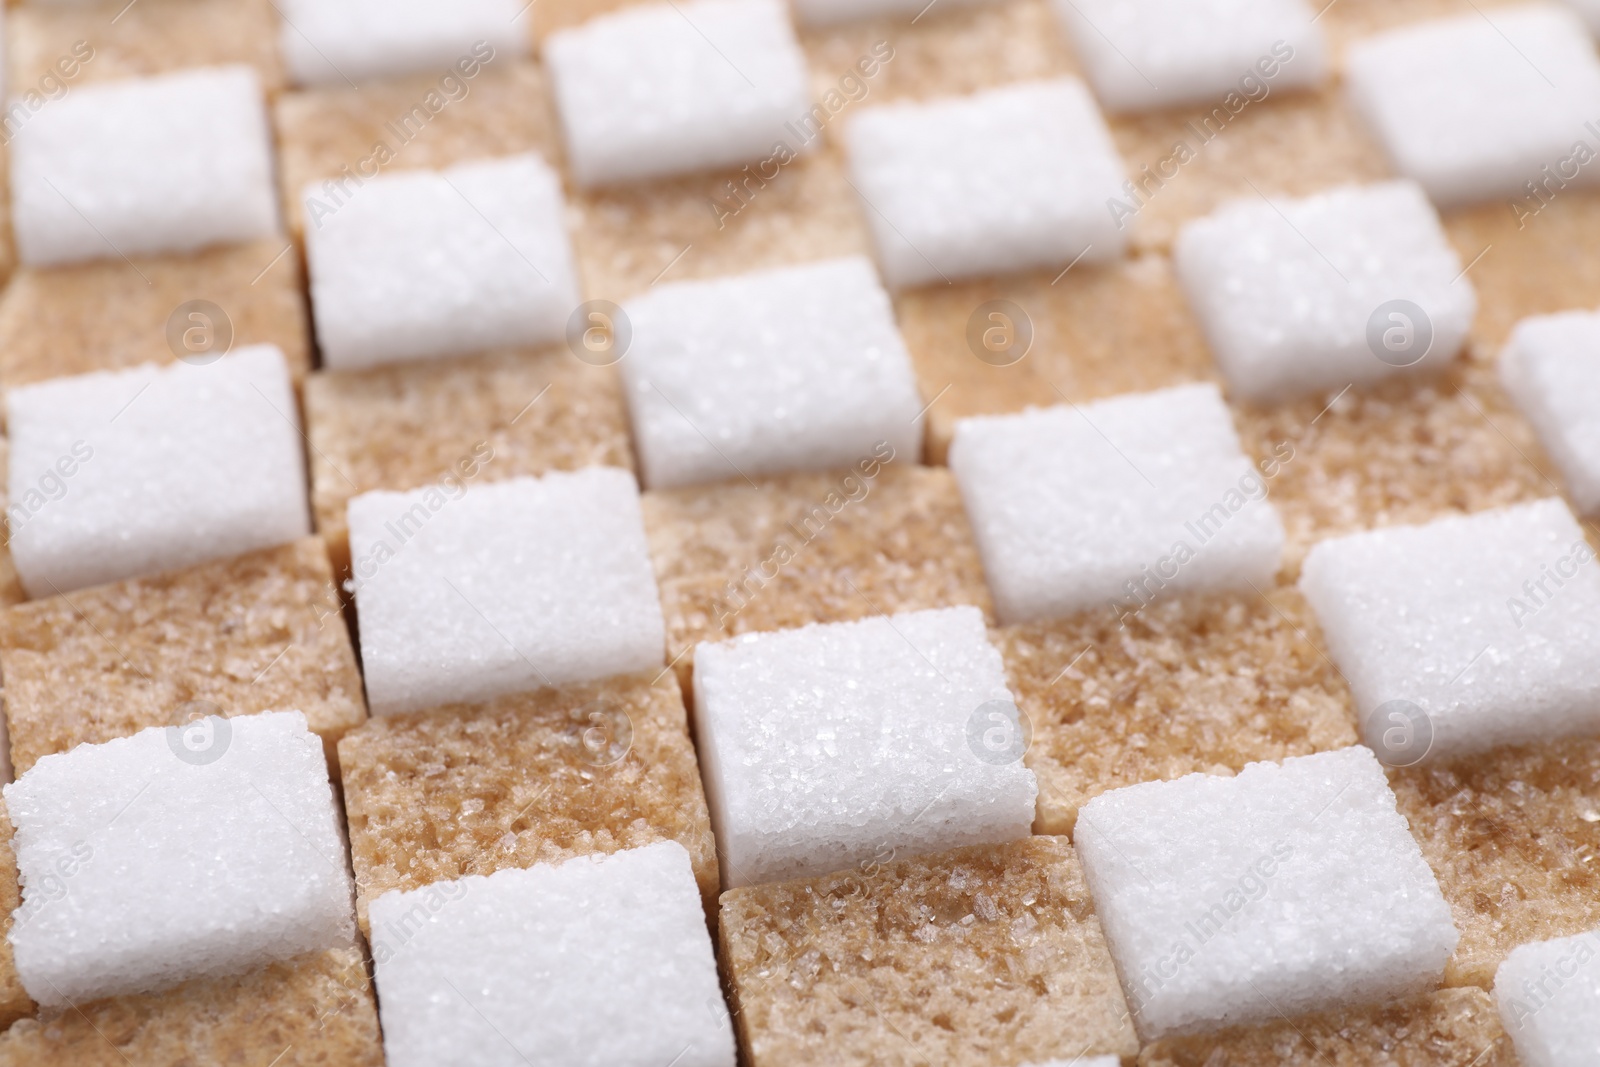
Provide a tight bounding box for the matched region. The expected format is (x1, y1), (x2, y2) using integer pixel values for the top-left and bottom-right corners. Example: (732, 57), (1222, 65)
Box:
(1494, 929), (1600, 1067)
(1499, 310), (1600, 515)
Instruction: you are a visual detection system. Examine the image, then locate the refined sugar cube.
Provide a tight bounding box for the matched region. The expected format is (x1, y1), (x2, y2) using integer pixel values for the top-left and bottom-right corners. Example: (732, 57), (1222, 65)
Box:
(9, 66), (279, 267)
(1174, 180), (1476, 402)
(950, 383), (1286, 626)
(1075, 746), (1459, 1038)
(371, 842), (733, 1067)
(277, 0), (528, 87)
(349, 467), (666, 716)
(1345, 5), (1600, 207)
(545, 0), (812, 186)
(4, 711), (356, 1008)
(1500, 311), (1600, 515)
(844, 78), (1128, 289)
(620, 257), (924, 490)
(304, 154), (580, 370)
(6, 345), (312, 597)
(1495, 930), (1600, 1067)
(793, 0), (998, 25)
(693, 606), (1037, 887)
(1571, 0), (1600, 33)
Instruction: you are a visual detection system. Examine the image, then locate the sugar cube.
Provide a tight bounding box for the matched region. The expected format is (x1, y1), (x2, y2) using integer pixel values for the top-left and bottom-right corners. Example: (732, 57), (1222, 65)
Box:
(370, 842), (732, 1067)
(544, 0), (812, 186)
(1571, 0), (1600, 33)
(1494, 930), (1600, 1067)
(620, 257), (924, 490)
(304, 154), (580, 370)
(792, 0), (998, 25)
(5, 345), (312, 598)
(1500, 311), (1600, 515)
(1075, 746), (1459, 1038)
(277, 0), (528, 87)
(9, 66), (279, 267)
(4, 711), (356, 1008)
(950, 383), (1285, 626)
(349, 467), (666, 716)
(1345, 5), (1600, 207)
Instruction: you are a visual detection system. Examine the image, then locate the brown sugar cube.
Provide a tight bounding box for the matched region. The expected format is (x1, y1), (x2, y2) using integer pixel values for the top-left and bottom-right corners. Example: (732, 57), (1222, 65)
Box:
(0, 441), (26, 612)
(0, 538), (366, 778)
(719, 836), (1137, 1066)
(0, 802), (35, 1031)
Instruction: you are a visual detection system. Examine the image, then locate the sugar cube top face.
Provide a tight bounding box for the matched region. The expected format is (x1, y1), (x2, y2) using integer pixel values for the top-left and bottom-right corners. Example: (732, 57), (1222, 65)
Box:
(304, 154), (580, 370)
(949, 383), (1285, 626)
(844, 78), (1129, 289)
(9, 66), (279, 267)
(545, 0), (812, 186)
(620, 257), (924, 490)
(1345, 5), (1600, 208)
(793, 0), (998, 25)
(1500, 311), (1600, 515)
(1075, 746), (1459, 1038)
(1299, 499), (1600, 761)
(348, 467), (666, 716)
(4, 711), (356, 1008)
(277, 0), (528, 87)
(371, 842), (733, 1067)
(1495, 930), (1600, 1067)
(5, 345), (312, 598)
(692, 606), (1036, 888)
(1174, 181), (1476, 403)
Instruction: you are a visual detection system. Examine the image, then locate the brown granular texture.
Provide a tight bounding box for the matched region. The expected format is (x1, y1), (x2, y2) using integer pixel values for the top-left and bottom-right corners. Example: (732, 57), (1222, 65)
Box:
(0, 803), (35, 1032)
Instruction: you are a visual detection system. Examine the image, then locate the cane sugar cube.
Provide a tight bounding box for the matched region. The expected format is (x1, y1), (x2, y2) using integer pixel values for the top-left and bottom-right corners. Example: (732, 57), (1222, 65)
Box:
(1345, 5), (1600, 208)
(4, 711), (356, 1008)
(5, 345), (312, 597)
(304, 154), (579, 370)
(843, 79), (1127, 290)
(620, 257), (924, 490)
(1174, 181), (1476, 403)
(9, 66), (279, 267)
(950, 383), (1285, 626)
(0, 800), (33, 1029)
(1075, 746), (1459, 1038)
(1500, 311), (1600, 515)
(545, 0), (812, 186)
(278, 0), (528, 87)
(1495, 930), (1600, 1067)
(371, 842), (732, 1067)
(792, 0), (999, 25)
(349, 467), (666, 716)
(1300, 499), (1600, 760)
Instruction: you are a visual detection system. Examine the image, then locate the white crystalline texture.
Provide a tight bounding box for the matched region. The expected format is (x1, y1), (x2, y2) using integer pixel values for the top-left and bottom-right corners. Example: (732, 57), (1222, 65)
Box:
(5, 345), (311, 598)
(545, 0), (813, 186)
(9, 66), (279, 267)
(277, 0), (528, 87)
(4, 711), (356, 1008)
(620, 256), (924, 490)
(1299, 499), (1600, 760)
(1174, 180), (1475, 403)
(793, 0), (998, 25)
(371, 842), (733, 1067)
(692, 606), (1037, 888)
(1500, 311), (1600, 515)
(1075, 746), (1459, 1039)
(305, 154), (581, 370)
(844, 78), (1129, 289)
(1345, 5), (1600, 207)
(949, 383), (1285, 626)
(1494, 929), (1600, 1067)
(348, 467), (666, 716)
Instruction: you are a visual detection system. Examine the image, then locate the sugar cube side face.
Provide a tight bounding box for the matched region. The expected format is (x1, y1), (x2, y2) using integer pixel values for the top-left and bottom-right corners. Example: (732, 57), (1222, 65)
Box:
(4, 711), (356, 1008)
(1499, 311), (1600, 515)
(793, 0), (998, 26)
(277, 0), (528, 87)
(1174, 180), (1475, 403)
(305, 154), (580, 370)
(348, 467), (666, 716)
(949, 383), (1285, 626)
(693, 605), (1037, 888)
(1299, 498), (1600, 762)
(1494, 930), (1600, 1067)
(619, 256), (924, 490)
(1075, 746), (1459, 1038)
(371, 842), (733, 1067)
(5, 345), (312, 597)
(10, 66), (279, 267)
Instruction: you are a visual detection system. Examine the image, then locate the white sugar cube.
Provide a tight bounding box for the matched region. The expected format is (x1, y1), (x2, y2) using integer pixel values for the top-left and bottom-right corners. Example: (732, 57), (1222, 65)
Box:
(349, 468), (666, 716)
(1300, 499), (1600, 761)
(372, 842), (732, 1067)
(1050, 0), (1327, 113)
(1174, 180), (1476, 403)
(1500, 312), (1600, 515)
(1076, 746), (1458, 1038)
(1495, 930), (1600, 1067)
(844, 78), (1128, 289)
(949, 383), (1285, 626)
(1346, 5), (1600, 207)
(9, 66), (278, 267)
(6, 345), (311, 598)
(277, 0), (528, 87)
(793, 0), (998, 25)
(620, 256), (923, 490)
(693, 606), (1037, 888)
(545, 0), (812, 186)
(304, 154), (580, 370)
(1571, 0), (1600, 33)
(5, 711), (355, 1008)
